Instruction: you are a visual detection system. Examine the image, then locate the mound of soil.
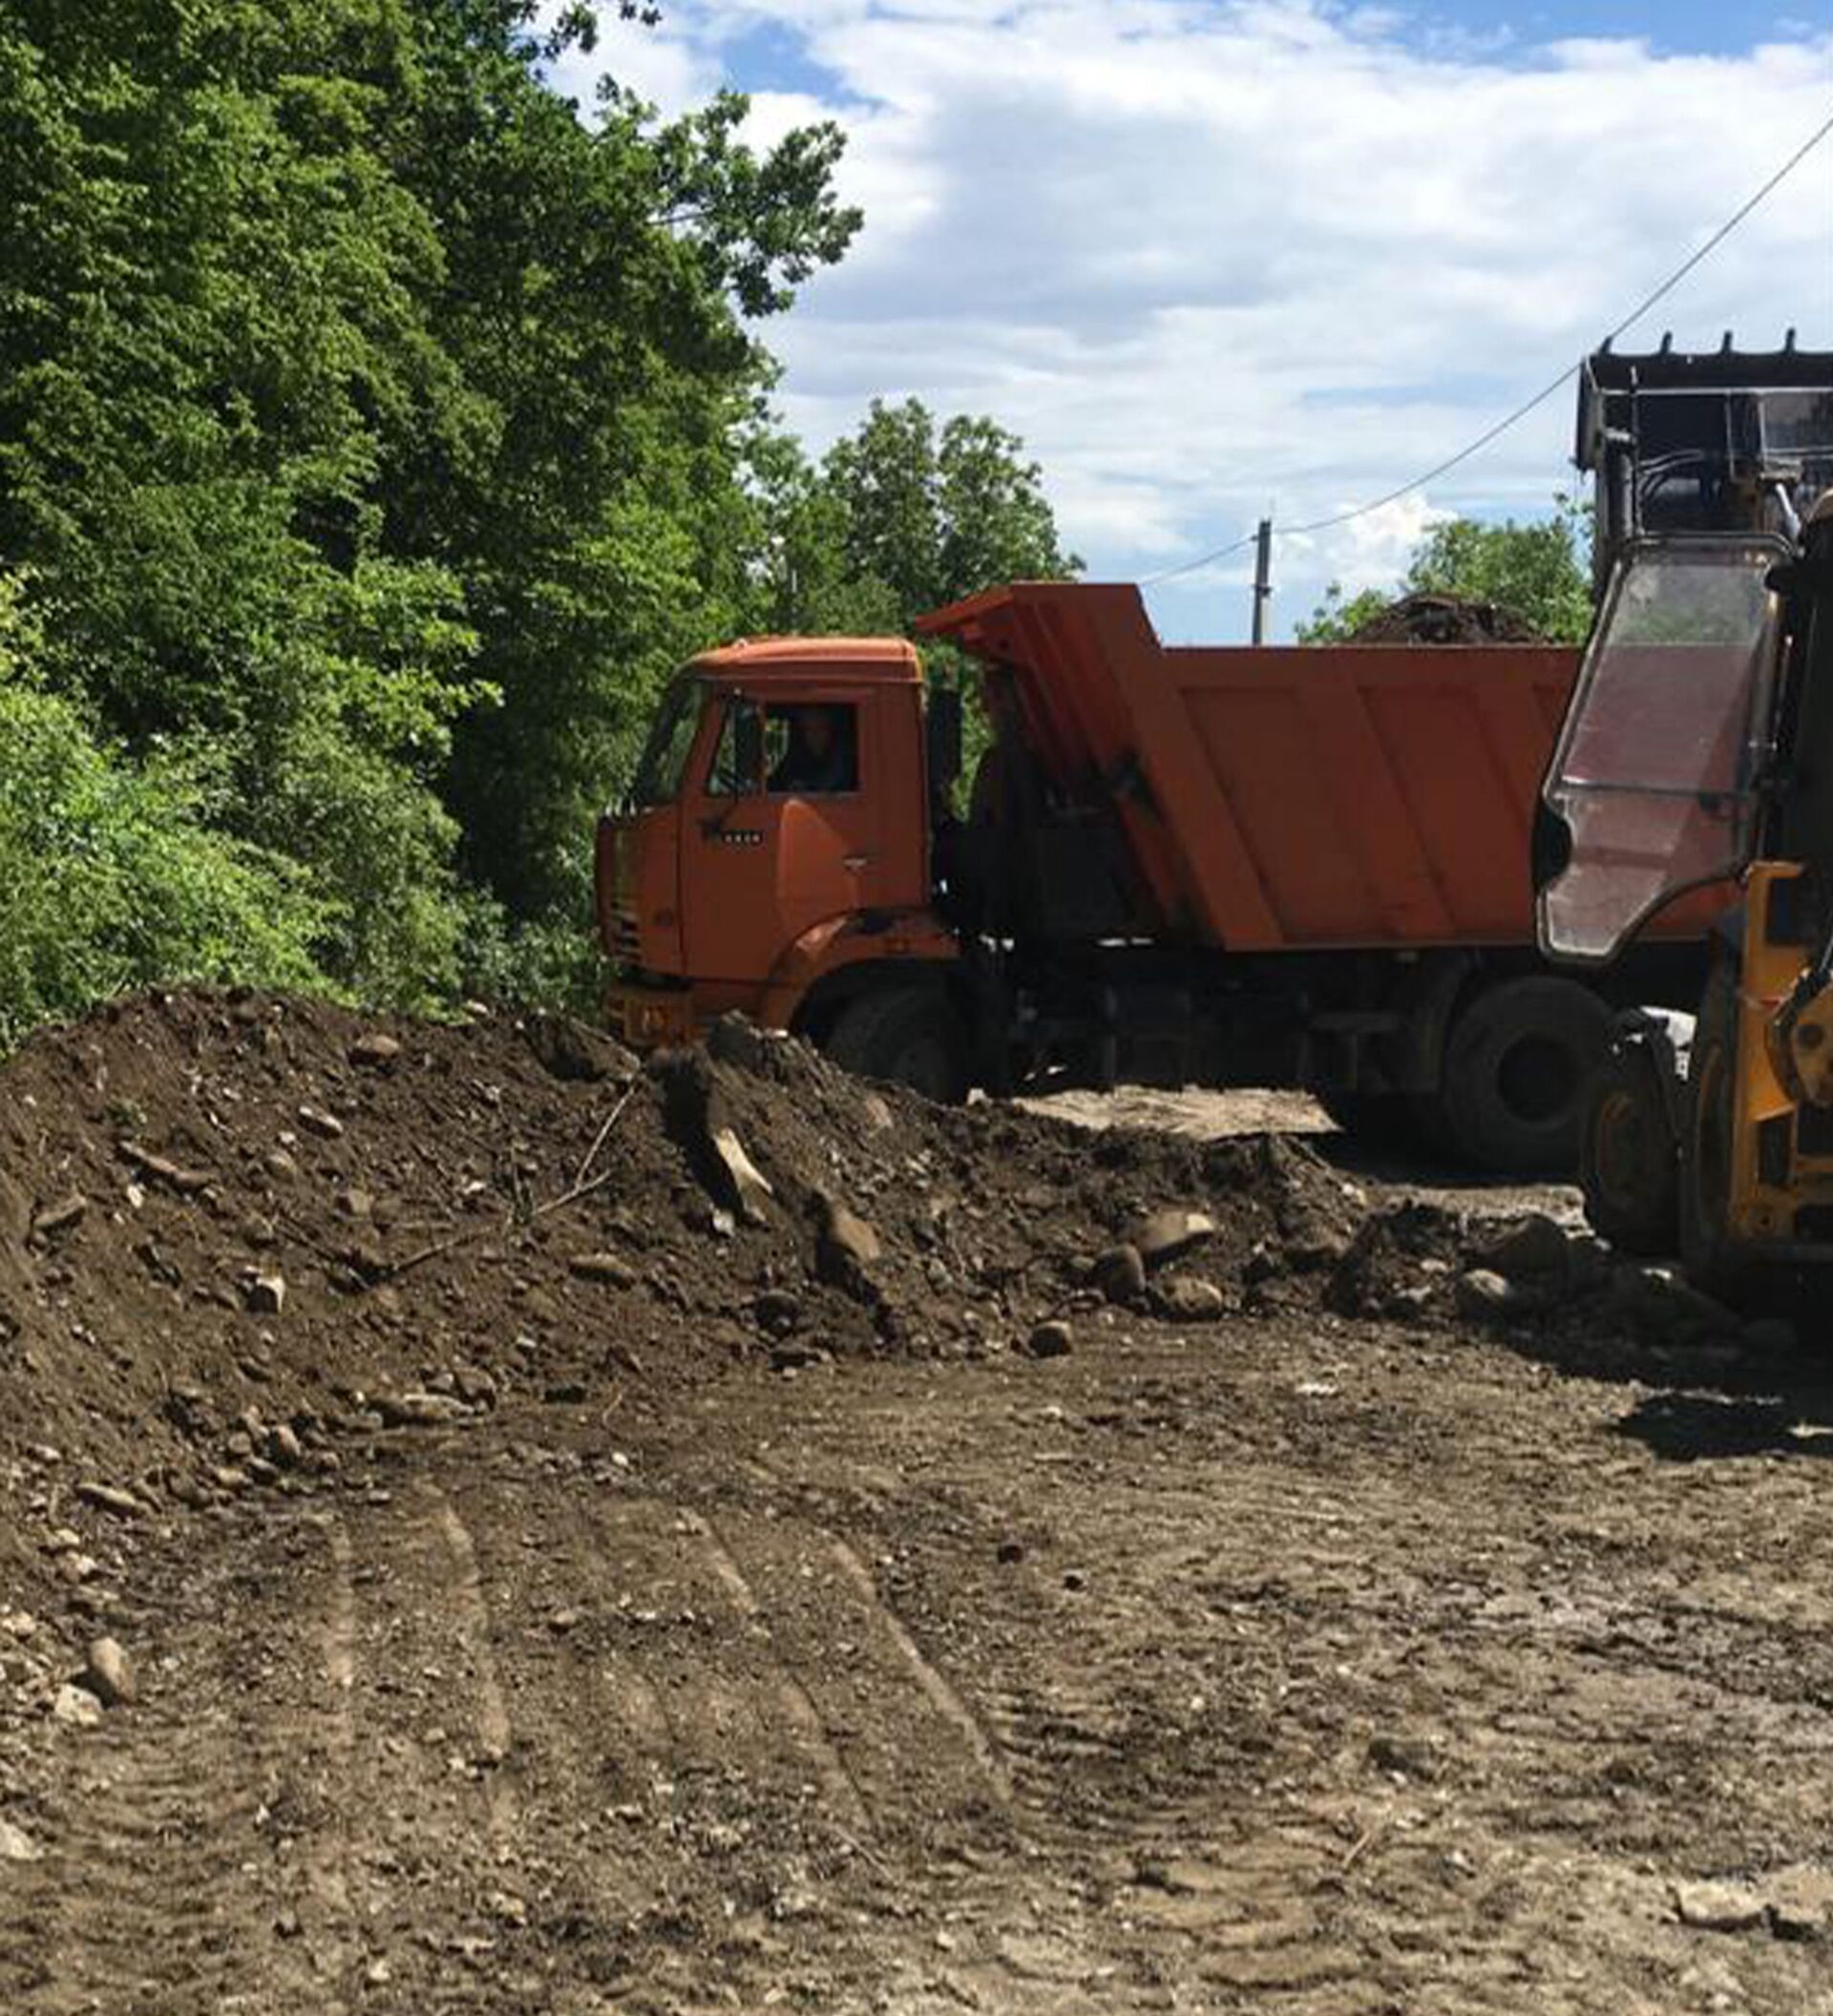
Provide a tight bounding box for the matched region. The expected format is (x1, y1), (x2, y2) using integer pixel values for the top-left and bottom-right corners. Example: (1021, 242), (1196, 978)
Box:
(1349, 592), (1544, 644)
(0, 990), (1395, 1610)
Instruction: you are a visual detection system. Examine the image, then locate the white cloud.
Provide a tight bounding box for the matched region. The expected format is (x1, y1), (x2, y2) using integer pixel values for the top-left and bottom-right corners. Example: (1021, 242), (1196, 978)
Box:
(566, 2), (1833, 637)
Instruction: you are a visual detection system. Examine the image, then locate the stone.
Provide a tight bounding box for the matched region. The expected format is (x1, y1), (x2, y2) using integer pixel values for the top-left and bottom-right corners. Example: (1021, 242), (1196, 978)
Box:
(1472, 1213), (1571, 1282)
(543, 1379), (589, 1406)
(56, 1553), (100, 1586)
(264, 1149), (301, 1184)
(1673, 1879), (1766, 1932)
(568, 1252), (639, 1289)
(1154, 1275), (1227, 1321)
(1743, 1316), (1798, 1355)
(816, 1195), (881, 1280)
(31, 1192), (88, 1242)
(0, 1819), (41, 1862)
(1764, 1862), (1833, 1940)
(523, 1013), (637, 1084)
(860, 1094), (895, 1134)
(1131, 1208), (1218, 1268)
(1022, 1320), (1073, 1359)
(1607, 1265), (1738, 1343)
(373, 1391), (471, 1428)
(450, 1364), (498, 1410)
(336, 1187), (374, 1220)
(348, 1033), (402, 1070)
(74, 1480), (143, 1520)
(52, 1683), (103, 1730)
(1091, 1244), (1148, 1306)
(266, 1424), (304, 1468)
(710, 1127), (774, 1225)
(752, 1289), (802, 1334)
(80, 1637), (135, 1709)
(242, 1271), (286, 1316)
(296, 1104), (345, 1141)
(1454, 1269), (1522, 1319)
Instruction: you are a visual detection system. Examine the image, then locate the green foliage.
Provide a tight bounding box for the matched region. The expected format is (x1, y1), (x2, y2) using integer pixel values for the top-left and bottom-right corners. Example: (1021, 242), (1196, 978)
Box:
(813, 399), (1083, 630)
(0, 578), (328, 1046)
(0, 3), (1079, 1036)
(1298, 495), (1595, 644)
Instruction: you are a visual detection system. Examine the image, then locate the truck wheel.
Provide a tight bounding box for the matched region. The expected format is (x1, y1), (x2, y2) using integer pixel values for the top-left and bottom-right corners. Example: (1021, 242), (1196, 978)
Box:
(1440, 976), (1612, 1174)
(825, 986), (969, 1104)
(1678, 965), (1748, 1299)
(1579, 1040), (1679, 1256)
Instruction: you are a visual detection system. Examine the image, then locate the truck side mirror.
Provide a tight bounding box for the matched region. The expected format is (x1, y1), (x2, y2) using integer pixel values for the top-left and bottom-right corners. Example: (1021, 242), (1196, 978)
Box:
(928, 686), (963, 800)
(731, 699), (765, 793)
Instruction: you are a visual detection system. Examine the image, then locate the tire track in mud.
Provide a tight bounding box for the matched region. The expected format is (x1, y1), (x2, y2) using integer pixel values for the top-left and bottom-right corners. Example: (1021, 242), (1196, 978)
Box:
(422, 1480), (519, 1841)
(0, 1514), (359, 2016)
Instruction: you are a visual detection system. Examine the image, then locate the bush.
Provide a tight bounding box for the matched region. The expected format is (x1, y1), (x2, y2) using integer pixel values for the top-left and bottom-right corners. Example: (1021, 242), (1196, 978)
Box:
(0, 681), (331, 1048)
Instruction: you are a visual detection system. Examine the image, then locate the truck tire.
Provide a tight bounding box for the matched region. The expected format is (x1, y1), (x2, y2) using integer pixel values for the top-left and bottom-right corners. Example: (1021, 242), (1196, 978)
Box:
(825, 986), (969, 1104)
(1440, 976), (1612, 1174)
(1678, 964), (1748, 1300)
(1579, 1040), (1679, 1256)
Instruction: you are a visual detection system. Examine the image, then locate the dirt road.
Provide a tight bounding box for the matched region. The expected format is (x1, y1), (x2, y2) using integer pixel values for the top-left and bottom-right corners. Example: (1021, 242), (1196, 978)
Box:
(9, 1306), (1833, 2012)
(4, 999), (1833, 2012)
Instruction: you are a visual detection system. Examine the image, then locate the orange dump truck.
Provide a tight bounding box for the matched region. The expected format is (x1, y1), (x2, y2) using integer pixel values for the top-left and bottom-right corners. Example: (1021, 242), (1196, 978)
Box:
(598, 582), (1707, 1168)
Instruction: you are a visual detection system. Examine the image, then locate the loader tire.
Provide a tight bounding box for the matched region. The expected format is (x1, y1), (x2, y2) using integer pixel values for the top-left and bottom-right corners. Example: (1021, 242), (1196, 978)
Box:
(1579, 1040), (1679, 1257)
(1678, 964), (1749, 1300)
(1440, 976), (1612, 1174)
(825, 985), (969, 1105)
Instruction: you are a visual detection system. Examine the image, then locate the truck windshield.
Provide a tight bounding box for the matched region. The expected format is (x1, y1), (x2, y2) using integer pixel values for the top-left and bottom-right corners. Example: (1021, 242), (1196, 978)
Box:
(630, 679), (704, 807)
(1537, 537), (1785, 963)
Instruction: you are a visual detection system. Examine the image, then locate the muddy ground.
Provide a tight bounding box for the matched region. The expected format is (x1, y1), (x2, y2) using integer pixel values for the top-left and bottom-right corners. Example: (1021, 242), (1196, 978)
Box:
(3, 995), (1833, 2014)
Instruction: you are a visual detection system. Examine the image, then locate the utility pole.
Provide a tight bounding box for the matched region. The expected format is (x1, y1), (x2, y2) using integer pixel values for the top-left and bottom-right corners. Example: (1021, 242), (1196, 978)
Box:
(1251, 517), (1274, 645)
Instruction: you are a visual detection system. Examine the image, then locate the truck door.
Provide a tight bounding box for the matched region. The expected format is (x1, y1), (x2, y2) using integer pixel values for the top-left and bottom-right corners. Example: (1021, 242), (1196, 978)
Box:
(680, 690), (886, 985)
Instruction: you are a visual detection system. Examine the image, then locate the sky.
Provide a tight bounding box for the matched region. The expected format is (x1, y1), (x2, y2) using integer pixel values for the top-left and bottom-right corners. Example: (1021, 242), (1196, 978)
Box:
(549, 1), (1833, 640)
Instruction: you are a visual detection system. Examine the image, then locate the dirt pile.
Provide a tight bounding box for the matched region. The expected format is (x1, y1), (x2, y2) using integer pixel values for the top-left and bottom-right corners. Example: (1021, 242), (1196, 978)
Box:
(0, 991), (1388, 1606)
(1349, 591), (1544, 644)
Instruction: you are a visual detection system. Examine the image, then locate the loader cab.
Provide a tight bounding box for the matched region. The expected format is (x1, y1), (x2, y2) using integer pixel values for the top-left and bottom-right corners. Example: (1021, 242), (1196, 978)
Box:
(1536, 343), (1833, 966)
(597, 640), (934, 1032)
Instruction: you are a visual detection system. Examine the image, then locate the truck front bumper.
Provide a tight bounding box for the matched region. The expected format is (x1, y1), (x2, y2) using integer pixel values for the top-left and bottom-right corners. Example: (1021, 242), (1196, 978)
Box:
(604, 979), (697, 1051)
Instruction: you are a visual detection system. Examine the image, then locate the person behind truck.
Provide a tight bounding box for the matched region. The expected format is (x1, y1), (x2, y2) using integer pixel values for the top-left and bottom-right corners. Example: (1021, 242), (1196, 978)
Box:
(769, 704), (858, 794)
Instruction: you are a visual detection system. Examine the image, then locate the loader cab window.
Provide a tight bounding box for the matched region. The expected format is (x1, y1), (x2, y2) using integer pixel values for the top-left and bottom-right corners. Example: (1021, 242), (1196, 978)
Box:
(1537, 536), (1786, 963)
(767, 704), (859, 795)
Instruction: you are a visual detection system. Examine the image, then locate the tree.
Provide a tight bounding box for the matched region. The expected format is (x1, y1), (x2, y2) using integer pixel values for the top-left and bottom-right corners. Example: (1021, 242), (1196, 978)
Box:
(1298, 496), (1594, 643)
(816, 399), (1082, 631)
(0, 0), (864, 1004)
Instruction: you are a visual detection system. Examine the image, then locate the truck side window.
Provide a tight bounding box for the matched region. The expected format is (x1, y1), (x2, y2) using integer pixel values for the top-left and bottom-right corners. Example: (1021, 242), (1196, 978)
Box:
(706, 704), (760, 797)
(766, 704), (859, 795)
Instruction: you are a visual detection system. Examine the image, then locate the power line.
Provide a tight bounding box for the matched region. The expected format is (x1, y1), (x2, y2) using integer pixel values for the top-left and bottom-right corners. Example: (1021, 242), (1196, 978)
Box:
(1147, 102), (1833, 586)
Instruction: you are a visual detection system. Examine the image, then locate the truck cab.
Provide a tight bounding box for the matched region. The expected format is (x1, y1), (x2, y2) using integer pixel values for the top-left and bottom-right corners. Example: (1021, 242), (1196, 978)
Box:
(596, 635), (961, 1064)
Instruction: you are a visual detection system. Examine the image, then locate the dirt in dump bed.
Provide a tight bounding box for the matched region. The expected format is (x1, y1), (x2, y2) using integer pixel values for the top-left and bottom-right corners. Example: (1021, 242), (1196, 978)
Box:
(8, 993), (1833, 2016)
(1348, 591), (1546, 644)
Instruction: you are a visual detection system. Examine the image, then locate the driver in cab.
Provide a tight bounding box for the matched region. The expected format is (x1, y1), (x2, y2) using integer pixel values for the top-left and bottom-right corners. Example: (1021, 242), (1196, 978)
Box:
(768, 704), (858, 795)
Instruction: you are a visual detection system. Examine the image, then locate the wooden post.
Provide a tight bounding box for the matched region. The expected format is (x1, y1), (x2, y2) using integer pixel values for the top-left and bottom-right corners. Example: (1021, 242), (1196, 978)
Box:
(1251, 517), (1274, 645)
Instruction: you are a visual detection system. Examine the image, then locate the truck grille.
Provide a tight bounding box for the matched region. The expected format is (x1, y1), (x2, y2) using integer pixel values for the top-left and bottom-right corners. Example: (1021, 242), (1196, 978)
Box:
(609, 904), (642, 967)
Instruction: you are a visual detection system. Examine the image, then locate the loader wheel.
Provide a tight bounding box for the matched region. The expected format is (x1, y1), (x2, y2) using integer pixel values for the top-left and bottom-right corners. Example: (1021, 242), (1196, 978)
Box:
(1579, 1042), (1679, 1257)
(1439, 976), (1612, 1174)
(825, 986), (969, 1104)
(1678, 965), (1748, 1299)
